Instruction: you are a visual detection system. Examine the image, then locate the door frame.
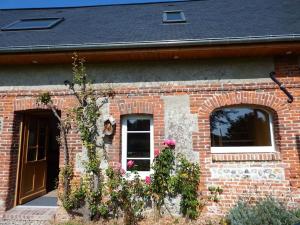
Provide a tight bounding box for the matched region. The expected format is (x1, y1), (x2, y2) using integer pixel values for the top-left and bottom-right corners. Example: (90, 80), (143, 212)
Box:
(14, 116), (24, 207)
(15, 111), (52, 206)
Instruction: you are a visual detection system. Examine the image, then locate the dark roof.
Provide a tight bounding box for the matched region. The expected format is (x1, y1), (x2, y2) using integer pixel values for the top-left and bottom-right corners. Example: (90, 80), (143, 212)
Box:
(0, 0), (300, 53)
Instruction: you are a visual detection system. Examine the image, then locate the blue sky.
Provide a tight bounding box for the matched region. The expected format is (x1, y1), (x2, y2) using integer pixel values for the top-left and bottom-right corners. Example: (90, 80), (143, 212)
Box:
(0, 0), (181, 9)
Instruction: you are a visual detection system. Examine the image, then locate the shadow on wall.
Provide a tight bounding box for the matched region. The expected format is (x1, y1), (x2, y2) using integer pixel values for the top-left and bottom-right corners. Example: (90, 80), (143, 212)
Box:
(297, 135), (300, 165)
(0, 57), (273, 87)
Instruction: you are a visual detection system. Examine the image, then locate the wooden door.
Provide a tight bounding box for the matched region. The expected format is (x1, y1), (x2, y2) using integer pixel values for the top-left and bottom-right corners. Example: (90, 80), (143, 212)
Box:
(18, 115), (49, 204)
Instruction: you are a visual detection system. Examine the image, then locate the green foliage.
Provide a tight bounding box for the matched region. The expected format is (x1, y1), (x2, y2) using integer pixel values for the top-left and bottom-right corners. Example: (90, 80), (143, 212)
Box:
(151, 146), (176, 216)
(56, 221), (83, 225)
(150, 145), (201, 221)
(293, 208), (300, 219)
(172, 155), (201, 220)
(105, 167), (148, 225)
(208, 186), (223, 203)
(62, 54), (115, 220)
(62, 184), (86, 211)
(228, 197), (300, 225)
(37, 92), (52, 105)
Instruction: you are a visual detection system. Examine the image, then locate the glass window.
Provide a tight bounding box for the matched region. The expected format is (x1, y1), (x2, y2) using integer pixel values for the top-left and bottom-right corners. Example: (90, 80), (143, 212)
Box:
(210, 107), (275, 153)
(163, 11), (186, 23)
(1, 18), (64, 31)
(122, 115), (154, 176)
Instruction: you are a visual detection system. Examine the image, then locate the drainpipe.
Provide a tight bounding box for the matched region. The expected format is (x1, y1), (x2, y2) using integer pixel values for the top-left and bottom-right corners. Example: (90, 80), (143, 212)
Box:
(269, 71), (294, 103)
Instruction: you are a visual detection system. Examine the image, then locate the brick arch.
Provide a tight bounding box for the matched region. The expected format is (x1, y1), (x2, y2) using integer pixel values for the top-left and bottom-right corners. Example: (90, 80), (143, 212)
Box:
(198, 91), (289, 116)
(14, 97), (65, 111)
(194, 91), (290, 154)
(118, 101), (154, 115)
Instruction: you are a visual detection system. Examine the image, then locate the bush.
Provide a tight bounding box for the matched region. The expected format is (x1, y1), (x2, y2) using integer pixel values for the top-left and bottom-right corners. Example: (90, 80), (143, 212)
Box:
(228, 197), (300, 225)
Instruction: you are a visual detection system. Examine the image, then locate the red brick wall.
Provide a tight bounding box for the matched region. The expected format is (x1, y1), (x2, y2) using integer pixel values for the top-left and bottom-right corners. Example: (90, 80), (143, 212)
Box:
(0, 55), (299, 216)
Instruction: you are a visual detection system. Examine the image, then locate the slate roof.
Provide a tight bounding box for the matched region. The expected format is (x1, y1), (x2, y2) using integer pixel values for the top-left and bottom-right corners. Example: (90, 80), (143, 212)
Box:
(0, 0), (300, 53)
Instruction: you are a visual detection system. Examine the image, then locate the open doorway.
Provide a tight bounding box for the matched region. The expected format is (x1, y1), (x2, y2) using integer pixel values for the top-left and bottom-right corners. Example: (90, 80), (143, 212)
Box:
(16, 110), (60, 207)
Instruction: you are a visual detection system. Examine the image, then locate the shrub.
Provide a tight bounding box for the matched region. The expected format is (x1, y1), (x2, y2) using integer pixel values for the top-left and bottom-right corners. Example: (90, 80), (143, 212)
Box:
(172, 154), (201, 220)
(228, 197), (300, 225)
(105, 165), (148, 225)
(151, 140), (176, 220)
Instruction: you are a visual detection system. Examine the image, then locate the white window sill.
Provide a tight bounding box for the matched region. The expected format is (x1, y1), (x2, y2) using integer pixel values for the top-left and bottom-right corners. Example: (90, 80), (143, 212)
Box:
(211, 146), (275, 154)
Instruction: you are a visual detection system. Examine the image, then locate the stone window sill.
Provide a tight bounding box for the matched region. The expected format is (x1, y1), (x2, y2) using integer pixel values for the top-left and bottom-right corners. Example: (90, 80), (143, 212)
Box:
(211, 152), (281, 162)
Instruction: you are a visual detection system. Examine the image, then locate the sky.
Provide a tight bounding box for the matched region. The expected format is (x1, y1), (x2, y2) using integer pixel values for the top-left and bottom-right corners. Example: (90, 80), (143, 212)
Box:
(0, 0), (181, 9)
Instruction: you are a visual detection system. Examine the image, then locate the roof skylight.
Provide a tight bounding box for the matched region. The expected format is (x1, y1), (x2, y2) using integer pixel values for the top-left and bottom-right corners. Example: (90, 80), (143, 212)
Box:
(163, 11), (186, 23)
(1, 18), (64, 31)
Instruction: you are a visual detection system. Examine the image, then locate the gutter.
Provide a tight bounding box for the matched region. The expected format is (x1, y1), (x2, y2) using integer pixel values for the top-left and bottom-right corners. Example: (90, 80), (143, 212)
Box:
(269, 71), (294, 103)
(0, 34), (300, 54)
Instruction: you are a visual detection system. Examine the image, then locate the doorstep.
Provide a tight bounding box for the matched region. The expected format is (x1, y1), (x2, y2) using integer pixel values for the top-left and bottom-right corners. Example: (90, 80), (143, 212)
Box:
(1, 206), (58, 221)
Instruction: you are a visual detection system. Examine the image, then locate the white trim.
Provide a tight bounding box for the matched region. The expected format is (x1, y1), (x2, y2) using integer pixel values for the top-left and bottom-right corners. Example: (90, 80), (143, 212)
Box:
(211, 108), (276, 154)
(121, 115), (154, 178)
(211, 146), (275, 153)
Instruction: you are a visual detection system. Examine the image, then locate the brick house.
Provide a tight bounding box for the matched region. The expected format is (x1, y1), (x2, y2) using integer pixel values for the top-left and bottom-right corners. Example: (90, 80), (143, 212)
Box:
(0, 0), (300, 217)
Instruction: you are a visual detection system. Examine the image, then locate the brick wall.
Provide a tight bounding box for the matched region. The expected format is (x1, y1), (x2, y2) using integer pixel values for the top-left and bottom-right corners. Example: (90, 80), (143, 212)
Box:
(0, 55), (299, 216)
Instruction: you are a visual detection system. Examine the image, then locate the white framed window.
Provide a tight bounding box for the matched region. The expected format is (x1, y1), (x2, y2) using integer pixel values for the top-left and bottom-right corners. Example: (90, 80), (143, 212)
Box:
(210, 107), (275, 153)
(121, 115), (154, 177)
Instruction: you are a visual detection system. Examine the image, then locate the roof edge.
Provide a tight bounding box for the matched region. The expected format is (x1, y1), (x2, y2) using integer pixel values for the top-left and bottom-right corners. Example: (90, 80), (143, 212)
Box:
(0, 0), (197, 11)
(1, 34), (300, 54)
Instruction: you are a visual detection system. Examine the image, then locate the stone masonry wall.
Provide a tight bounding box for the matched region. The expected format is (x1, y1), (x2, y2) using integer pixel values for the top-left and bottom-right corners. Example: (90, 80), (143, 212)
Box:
(0, 55), (299, 217)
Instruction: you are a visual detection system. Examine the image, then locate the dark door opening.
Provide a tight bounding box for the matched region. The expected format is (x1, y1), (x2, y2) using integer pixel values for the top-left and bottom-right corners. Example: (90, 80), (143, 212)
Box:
(17, 110), (60, 206)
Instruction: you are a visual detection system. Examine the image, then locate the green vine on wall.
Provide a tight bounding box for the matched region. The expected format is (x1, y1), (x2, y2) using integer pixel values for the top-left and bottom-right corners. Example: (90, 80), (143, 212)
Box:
(38, 53), (115, 221)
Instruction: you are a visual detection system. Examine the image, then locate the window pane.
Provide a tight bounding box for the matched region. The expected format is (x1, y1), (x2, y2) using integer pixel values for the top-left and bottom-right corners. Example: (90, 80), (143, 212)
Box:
(127, 159), (150, 171)
(127, 133), (150, 157)
(165, 12), (183, 21)
(28, 121), (37, 147)
(210, 107), (271, 147)
(37, 125), (47, 160)
(27, 147), (37, 162)
(2, 18), (63, 31)
(127, 119), (150, 131)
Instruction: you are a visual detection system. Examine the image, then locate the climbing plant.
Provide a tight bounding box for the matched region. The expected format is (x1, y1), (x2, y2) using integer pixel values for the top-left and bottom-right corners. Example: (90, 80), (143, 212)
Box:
(38, 53), (114, 221)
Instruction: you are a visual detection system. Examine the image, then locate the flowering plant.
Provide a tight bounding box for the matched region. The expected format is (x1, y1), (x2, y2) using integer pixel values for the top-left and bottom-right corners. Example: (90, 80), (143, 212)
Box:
(150, 139), (176, 220)
(105, 164), (148, 225)
(163, 139), (176, 148)
(145, 176), (151, 185)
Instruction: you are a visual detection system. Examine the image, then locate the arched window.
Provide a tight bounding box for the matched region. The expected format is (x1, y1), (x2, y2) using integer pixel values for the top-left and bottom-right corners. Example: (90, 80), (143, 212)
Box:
(210, 106), (275, 153)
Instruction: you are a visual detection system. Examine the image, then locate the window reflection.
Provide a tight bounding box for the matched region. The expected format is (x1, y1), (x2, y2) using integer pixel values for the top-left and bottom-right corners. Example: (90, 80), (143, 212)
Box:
(210, 107), (272, 147)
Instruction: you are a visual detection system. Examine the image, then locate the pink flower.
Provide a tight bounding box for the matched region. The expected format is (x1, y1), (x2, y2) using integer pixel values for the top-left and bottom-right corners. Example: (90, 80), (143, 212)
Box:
(163, 139), (171, 146)
(120, 168), (126, 176)
(163, 139), (176, 148)
(127, 160), (135, 169)
(154, 149), (160, 157)
(169, 139), (176, 147)
(145, 176), (151, 185)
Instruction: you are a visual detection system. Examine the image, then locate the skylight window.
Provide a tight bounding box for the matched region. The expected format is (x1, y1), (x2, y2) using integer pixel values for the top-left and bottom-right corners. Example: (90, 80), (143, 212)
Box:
(1, 18), (64, 31)
(163, 11), (186, 23)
